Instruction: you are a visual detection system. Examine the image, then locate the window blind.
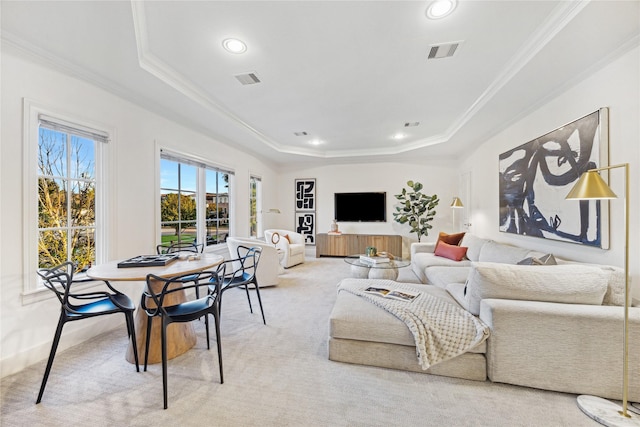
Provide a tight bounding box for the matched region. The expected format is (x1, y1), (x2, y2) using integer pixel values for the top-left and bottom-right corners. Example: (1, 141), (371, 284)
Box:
(39, 114), (110, 143)
(160, 149), (234, 176)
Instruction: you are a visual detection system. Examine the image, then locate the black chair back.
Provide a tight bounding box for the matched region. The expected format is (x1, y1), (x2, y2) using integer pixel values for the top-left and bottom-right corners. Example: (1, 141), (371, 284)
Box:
(230, 245), (261, 282)
(37, 261), (75, 306)
(216, 245), (266, 324)
(156, 241), (204, 255)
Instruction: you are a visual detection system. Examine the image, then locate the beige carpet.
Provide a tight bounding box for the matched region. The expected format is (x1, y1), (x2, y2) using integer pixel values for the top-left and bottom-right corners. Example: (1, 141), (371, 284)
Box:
(0, 255), (598, 426)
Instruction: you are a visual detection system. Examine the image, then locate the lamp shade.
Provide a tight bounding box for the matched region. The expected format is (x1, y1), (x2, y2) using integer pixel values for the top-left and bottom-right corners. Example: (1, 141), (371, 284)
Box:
(565, 171), (617, 200)
(450, 197), (464, 208)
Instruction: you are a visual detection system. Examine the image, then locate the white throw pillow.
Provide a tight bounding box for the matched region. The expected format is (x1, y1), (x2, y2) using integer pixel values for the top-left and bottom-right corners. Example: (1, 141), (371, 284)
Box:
(464, 262), (609, 315)
(459, 234), (491, 262)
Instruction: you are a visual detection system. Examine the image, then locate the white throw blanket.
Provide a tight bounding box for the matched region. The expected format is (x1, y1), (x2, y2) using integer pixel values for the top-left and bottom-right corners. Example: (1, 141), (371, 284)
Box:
(338, 279), (490, 370)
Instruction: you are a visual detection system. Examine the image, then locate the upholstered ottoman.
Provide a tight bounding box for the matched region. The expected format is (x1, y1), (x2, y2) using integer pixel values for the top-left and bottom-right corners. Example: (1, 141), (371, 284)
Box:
(328, 281), (487, 381)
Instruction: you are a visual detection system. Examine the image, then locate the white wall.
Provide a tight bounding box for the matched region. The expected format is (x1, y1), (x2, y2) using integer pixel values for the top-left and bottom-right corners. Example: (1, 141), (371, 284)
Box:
(0, 50), (280, 376)
(277, 162), (459, 257)
(459, 46), (640, 297)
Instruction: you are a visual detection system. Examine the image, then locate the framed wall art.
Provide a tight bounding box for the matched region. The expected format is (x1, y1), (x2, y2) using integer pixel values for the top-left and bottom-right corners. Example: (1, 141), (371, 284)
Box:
(295, 178), (316, 245)
(295, 178), (316, 211)
(498, 108), (609, 248)
(295, 212), (316, 245)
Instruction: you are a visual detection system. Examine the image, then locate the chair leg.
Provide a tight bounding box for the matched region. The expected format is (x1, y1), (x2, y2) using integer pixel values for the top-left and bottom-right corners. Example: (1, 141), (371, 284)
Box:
(204, 311), (210, 350)
(161, 318), (168, 410)
(244, 284), (254, 313)
(36, 313), (66, 404)
(125, 311), (140, 372)
(218, 290), (224, 317)
(213, 309), (224, 384)
(252, 281), (266, 325)
(144, 316), (153, 372)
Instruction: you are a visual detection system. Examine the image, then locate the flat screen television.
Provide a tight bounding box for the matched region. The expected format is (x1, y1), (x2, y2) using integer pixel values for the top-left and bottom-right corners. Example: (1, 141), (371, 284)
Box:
(334, 192), (386, 222)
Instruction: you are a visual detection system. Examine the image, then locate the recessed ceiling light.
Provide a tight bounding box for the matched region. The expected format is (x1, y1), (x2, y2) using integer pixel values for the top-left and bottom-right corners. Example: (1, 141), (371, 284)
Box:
(426, 0), (457, 19)
(392, 133), (406, 140)
(309, 139), (324, 146)
(222, 38), (247, 54)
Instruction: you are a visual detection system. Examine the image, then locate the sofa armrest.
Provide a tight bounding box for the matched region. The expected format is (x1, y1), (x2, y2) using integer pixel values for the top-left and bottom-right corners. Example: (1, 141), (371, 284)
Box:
(410, 242), (436, 257)
(480, 298), (640, 401)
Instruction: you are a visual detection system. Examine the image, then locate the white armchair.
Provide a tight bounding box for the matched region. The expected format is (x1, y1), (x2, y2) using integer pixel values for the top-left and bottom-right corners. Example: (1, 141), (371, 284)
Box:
(226, 237), (280, 287)
(264, 229), (306, 268)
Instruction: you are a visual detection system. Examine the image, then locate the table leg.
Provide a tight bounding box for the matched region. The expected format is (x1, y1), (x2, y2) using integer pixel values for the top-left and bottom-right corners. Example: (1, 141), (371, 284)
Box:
(125, 279), (197, 365)
(350, 264), (370, 278)
(368, 267), (399, 281)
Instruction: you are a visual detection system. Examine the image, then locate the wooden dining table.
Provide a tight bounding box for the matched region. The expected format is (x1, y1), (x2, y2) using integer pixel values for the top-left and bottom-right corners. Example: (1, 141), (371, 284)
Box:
(86, 253), (224, 364)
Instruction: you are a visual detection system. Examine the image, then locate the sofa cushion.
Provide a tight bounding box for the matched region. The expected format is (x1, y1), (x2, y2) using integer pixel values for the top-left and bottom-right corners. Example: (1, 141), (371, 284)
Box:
(425, 266), (471, 288)
(598, 265), (625, 306)
(478, 241), (532, 264)
(434, 241), (468, 261)
(459, 234), (491, 262)
(437, 231), (465, 246)
(464, 262), (609, 315)
(412, 253), (472, 270)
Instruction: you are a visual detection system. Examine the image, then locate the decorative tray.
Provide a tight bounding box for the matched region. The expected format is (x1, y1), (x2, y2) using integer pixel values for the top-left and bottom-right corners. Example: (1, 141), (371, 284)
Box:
(117, 254), (179, 268)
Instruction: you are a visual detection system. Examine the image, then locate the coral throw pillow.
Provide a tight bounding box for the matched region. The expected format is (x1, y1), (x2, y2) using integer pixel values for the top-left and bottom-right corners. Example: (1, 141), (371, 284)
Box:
(434, 241), (468, 261)
(283, 234), (291, 243)
(437, 231), (465, 246)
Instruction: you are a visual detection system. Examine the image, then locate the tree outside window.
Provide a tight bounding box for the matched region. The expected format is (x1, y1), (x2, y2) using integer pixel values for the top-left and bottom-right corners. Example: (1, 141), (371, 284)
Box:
(160, 156), (231, 248)
(38, 128), (96, 271)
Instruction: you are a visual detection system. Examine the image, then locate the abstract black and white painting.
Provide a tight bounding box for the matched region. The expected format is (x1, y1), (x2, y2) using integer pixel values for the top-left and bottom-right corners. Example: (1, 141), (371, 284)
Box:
(295, 179), (316, 211)
(295, 212), (316, 245)
(499, 108), (609, 248)
(295, 178), (316, 245)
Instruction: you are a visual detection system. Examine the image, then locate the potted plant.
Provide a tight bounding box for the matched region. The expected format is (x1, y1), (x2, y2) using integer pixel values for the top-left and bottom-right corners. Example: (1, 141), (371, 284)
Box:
(393, 180), (439, 242)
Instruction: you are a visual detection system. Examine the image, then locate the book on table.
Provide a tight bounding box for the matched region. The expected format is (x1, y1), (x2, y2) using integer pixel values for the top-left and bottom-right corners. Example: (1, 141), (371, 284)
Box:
(364, 286), (419, 302)
(359, 255), (390, 264)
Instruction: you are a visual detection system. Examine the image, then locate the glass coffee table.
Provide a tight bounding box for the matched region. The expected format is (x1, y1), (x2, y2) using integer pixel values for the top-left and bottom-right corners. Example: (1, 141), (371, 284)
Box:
(344, 254), (410, 280)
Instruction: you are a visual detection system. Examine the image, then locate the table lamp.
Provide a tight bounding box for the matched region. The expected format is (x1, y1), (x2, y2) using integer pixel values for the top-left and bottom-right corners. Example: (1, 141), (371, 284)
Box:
(566, 163), (639, 426)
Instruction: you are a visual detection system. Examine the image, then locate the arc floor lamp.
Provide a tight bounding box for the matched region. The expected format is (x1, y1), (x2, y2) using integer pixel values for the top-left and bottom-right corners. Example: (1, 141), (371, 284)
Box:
(566, 163), (639, 427)
(451, 197), (463, 231)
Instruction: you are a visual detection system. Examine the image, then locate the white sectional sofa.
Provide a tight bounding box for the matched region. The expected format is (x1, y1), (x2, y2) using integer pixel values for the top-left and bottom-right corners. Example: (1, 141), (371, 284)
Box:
(329, 233), (640, 401)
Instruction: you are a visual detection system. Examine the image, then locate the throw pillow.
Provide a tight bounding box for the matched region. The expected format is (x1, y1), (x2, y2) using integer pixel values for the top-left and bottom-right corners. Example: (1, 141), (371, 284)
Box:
(517, 253), (557, 266)
(464, 262), (609, 315)
(283, 234), (291, 243)
(437, 231), (466, 246)
(434, 241), (468, 261)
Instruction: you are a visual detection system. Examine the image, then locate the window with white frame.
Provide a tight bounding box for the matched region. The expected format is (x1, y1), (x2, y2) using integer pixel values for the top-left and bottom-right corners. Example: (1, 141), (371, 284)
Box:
(160, 151), (233, 248)
(24, 103), (110, 299)
(249, 175), (262, 238)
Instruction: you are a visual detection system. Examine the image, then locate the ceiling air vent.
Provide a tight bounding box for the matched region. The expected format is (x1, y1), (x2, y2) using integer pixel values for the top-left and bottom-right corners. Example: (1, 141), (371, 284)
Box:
(294, 131), (308, 136)
(234, 72), (261, 85)
(427, 41), (461, 60)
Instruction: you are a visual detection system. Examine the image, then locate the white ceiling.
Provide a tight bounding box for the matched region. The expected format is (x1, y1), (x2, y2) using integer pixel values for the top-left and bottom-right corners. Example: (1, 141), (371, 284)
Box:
(2, 1), (639, 168)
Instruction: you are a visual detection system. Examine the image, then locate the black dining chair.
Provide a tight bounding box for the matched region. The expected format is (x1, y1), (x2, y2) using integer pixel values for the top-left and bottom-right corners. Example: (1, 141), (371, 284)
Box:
(35, 261), (139, 404)
(141, 267), (225, 409)
(214, 245), (266, 325)
(157, 241), (205, 298)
